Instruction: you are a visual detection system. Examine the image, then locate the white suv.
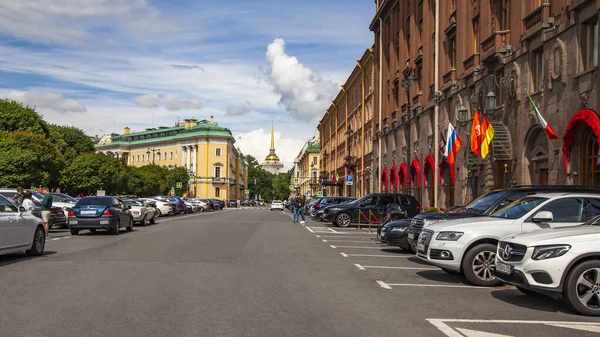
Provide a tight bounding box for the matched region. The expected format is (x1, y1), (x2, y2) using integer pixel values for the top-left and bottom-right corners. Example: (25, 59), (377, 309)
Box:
(416, 193), (599, 286)
(270, 200), (283, 211)
(496, 217), (600, 316)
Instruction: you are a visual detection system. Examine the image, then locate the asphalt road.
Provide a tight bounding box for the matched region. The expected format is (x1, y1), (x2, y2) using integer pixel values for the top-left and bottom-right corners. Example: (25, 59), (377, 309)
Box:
(1, 208), (599, 337)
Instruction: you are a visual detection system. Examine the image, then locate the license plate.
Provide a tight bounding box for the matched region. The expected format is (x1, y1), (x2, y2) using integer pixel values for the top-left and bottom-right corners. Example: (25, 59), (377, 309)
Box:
(100, 220), (110, 225)
(380, 232), (386, 238)
(408, 233), (414, 240)
(69, 220), (78, 225)
(495, 262), (512, 275)
(81, 210), (96, 215)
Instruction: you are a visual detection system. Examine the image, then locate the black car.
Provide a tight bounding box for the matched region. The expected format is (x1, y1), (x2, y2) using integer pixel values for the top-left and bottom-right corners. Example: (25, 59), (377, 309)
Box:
(67, 196), (134, 235)
(379, 220), (413, 252)
(310, 197), (354, 219)
(406, 185), (600, 251)
(322, 193), (421, 227)
(228, 200), (238, 208)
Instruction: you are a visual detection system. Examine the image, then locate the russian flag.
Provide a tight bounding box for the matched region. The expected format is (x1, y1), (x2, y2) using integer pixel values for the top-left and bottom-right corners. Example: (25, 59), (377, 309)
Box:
(443, 123), (463, 165)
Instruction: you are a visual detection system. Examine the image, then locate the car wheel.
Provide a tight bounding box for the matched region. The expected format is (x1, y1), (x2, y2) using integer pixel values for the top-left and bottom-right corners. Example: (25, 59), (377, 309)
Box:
(563, 260), (600, 316)
(26, 226), (45, 256)
(70, 228), (80, 235)
(140, 215), (147, 226)
(156, 209), (162, 217)
(126, 217), (134, 232)
(110, 220), (120, 235)
(336, 212), (352, 228)
(150, 214), (156, 224)
(461, 243), (502, 287)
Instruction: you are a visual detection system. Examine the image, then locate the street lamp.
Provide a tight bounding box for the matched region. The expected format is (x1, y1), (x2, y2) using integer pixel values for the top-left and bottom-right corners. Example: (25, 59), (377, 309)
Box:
(486, 90), (497, 112)
(146, 147), (160, 165)
(345, 127), (354, 197)
(458, 105), (468, 126)
(402, 61), (416, 195)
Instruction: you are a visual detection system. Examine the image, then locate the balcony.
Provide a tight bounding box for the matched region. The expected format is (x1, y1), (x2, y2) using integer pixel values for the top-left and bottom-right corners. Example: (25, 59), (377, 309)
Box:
(480, 30), (510, 62)
(442, 69), (456, 84)
(211, 177), (227, 184)
(522, 3), (550, 38)
(444, 10), (457, 36)
(463, 53), (479, 71)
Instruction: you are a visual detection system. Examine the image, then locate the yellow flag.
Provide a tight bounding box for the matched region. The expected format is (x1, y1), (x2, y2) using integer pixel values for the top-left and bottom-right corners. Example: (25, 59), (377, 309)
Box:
(480, 116), (495, 159)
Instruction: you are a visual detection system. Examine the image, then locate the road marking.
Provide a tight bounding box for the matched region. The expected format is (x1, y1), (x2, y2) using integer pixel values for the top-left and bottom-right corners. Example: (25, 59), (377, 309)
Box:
(376, 280), (392, 289)
(544, 323), (600, 333)
(456, 328), (512, 337)
(340, 253), (349, 257)
(341, 253), (410, 258)
(306, 227), (315, 233)
(383, 283), (501, 289)
(323, 240), (379, 243)
(322, 239), (328, 243)
(51, 238), (61, 241)
(328, 245), (382, 249)
(316, 235), (320, 238)
(356, 264), (438, 271)
(330, 245), (337, 248)
(427, 319), (600, 337)
(313, 235), (377, 238)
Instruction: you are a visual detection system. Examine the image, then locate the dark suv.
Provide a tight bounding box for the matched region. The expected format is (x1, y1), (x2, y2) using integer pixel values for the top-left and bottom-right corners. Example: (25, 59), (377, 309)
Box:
(406, 185), (600, 251)
(322, 193), (420, 227)
(310, 197), (355, 220)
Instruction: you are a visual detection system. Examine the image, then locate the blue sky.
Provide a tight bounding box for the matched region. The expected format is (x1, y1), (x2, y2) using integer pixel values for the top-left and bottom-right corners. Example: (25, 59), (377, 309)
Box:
(0, 0), (375, 168)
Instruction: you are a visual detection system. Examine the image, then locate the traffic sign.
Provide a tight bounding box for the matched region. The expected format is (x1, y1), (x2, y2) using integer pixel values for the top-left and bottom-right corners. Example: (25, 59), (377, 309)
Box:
(176, 182), (182, 188)
(317, 191), (323, 197)
(289, 184), (294, 190)
(170, 187), (175, 195)
(245, 189), (250, 195)
(189, 172), (195, 178)
(293, 178), (300, 185)
(346, 175), (353, 185)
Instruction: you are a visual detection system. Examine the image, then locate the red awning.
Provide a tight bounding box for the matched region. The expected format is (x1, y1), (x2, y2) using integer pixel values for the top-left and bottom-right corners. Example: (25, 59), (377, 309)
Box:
(562, 109), (600, 174)
(410, 159), (421, 188)
(381, 168), (390, 192)
(423, 154), (435, 187)
(439, 161), (456, 185)
(399, 162), (408, 188)
(390, 165), (398, 190)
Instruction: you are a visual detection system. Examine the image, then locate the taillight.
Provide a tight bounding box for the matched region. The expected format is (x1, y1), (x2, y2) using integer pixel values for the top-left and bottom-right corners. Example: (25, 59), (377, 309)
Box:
(68, 211), (75, 217)
(163, 203), (170, 207)
(416, 205), (421, 212)
(50, 210), (58, 215)
(314, 204), (321, 209)
(102, 210), (113, 216)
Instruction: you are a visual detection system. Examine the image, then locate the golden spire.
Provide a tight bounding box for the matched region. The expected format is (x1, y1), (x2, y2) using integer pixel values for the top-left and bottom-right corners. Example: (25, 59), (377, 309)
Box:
(270, 118), (275, 151)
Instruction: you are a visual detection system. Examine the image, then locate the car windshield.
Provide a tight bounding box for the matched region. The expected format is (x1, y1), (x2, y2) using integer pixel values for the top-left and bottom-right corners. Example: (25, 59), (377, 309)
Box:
(464, 191), (509, 214)
(273, 200), (281, 203)
(491, 196), (548, 219)
(76, 197), (112, 207)
(31, 191), (45, 200)
(124, 200), (143, 206)
(54, 193), (77, 203)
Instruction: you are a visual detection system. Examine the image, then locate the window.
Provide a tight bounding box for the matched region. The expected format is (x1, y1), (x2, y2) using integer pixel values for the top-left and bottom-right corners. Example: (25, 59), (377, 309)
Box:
(170, 152), (173, 159)
(216, 148), (222, 156)
(313, 157), (317, 165)
(473, 19), (479, 54)
(136, 155), (140, 162)
(416, 61), (422, 93)
(164, 153), (167, 160)
(582, 20), (599, 70)
(500, 0), (509, 31)
(360, 196), (377, 206)
(215, 166), (221, 178)
(449, 37), (456, 69)
(141, 155), (145, 162)
(532, 48), (544, 91)
(492, 196), (548, 219)
(0, 195), (17, 212)
(580, 125), (600, 186)
(538, 198), (584, 222)
(378, 196), (396, 205)
(215, 187), (220, 197)
(585, 199), (600, 221)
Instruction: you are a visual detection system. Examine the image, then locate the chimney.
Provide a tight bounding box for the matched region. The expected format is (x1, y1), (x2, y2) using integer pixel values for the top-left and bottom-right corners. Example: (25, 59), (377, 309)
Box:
(210, 116), (214, 124)
(189, 118), (198, 127)
(123, 127), (130, 135)
(184, 119), (190, 129)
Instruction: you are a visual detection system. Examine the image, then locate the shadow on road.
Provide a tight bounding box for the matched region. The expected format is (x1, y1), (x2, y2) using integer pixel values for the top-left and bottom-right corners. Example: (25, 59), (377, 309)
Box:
(380, 248), (408, 254)
(490, 289), (574, 315)
(415, 269), (476, 285)
(0, 251), (57, 267)
(75, 229), (138, 236)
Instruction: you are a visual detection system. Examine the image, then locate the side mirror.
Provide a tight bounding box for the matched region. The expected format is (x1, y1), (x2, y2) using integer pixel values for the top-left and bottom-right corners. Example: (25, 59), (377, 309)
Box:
(18, 206), (25, 214)
(532, 211), (553, 223)
(127, 205), (132, 209)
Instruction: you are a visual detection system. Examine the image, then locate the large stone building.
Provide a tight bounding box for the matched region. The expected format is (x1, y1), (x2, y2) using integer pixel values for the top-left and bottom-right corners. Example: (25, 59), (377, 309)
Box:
(291, 131), (321, 197)
(262, 120), (285, 174)
(370, 0), (599, 209)
(95, 116), (248, 200)
(318, 48), (376, 198)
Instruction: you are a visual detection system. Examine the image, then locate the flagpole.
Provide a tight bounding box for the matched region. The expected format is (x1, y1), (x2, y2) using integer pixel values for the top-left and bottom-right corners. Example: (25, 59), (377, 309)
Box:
(433, 0), (440, 209)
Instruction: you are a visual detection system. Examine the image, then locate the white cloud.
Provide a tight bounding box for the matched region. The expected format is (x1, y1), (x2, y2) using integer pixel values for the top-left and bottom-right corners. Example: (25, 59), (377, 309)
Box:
(225, 101), (252, 116)
(235, 128), (305, 170)
(6, 90), (86, 113)
(163, 94), (202, 111)
(134, 94), (160, 108)
(264, 38), (339, 122)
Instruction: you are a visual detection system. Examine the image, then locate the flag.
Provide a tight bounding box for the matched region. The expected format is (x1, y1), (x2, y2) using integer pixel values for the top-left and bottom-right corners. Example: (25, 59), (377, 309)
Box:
(335, 173), (340, 184)
(526, 89), (558, 139)
(443, 123), (462, 165)
(470, 111), (482, 156)
(331, 174), (337, 184)
(480, 116), (495, 159)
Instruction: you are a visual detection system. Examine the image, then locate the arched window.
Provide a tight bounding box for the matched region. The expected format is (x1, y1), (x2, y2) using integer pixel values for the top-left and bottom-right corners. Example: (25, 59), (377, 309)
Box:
(580, 125), (600, 186)
(215, 187), (221, 197)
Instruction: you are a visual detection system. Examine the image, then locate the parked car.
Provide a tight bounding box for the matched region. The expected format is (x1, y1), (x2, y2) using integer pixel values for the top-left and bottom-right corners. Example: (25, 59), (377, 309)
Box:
(167, 196), (186, 213)
(495, 215), (600, 316)
(270, 200), (284, 211)
(0, 194), (46, 257)
(322, 193), (421, 227)
(198, 199), (215, 211)
(379, 220), (413, 252)
(67, 196), (134, 235)
(139, 198), (172, 216)
(310, 197), (354, 218)
(0, 189), (67, 229)
(211, 199), (225, 210)
(189, 199), (210, 212)
(152, 196), (182, 215)
(407, 185), (600, 252)
(183, 200), (196, 213)
(416, 192), (600, 286)
(123, 200), (157, 226)
(228, 200), (238, 208)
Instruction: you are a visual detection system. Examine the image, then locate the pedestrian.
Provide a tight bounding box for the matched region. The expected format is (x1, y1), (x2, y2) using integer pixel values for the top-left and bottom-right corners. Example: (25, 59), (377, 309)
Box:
(40, 187), (53, 237)
(21, 191), (35, 213)
(13, 186), (24, 208)
(292, 195), (300, 223)
(298, 195), (306, 224)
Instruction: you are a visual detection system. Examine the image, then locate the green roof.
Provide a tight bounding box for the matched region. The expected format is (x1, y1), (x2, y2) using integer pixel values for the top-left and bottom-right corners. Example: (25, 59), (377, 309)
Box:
(96, 121), (233, 148)
(307, 141), (321, 152)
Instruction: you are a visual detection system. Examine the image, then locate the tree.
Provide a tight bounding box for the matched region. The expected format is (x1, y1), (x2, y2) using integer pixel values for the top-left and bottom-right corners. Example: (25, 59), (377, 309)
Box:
(167, 166), (189, 196)
(273, 172), (291, 200)
(245, 154), (272, 199)
(0, 100), (50, 136)
(60, 153), (126, 195)
(0, 131), (64, 188)
(48, 124), (95, 163)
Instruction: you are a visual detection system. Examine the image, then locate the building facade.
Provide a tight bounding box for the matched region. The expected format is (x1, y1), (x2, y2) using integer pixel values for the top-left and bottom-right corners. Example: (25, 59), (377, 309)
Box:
(370, 0), (599, 209)
(318, 48), (376, 198)
(96, 117), (248, 200)
(262, 120), (285, 174)
(291, 131), (321, 197)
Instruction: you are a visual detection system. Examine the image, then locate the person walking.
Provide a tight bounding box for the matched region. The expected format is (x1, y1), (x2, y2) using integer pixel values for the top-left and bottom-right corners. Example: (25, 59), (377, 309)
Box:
(292, 195), (300, 223)
(40, 187), (53, 237)
(13, 186), (24, 208)
(297, 195), (306, 224)
(22, 191), (35, 213)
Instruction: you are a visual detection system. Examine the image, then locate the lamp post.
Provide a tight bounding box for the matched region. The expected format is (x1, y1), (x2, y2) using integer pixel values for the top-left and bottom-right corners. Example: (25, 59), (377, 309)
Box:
(146, 147), (160, 165)
(402, 62), (416, 196)
(345, 127), (353, 197)
(322, 151), (329, 197)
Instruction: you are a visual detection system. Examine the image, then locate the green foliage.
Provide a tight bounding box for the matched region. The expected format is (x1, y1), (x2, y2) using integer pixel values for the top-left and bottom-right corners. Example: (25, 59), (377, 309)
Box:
(0, 100), (50, 136)
(48, 124), (95, 163)
(60, 153), (127, 195)
(167, 166), (189, 196)
(243, 154), (290, 201)
(272, 172), (291, 200)
(0, 131), (64, 188)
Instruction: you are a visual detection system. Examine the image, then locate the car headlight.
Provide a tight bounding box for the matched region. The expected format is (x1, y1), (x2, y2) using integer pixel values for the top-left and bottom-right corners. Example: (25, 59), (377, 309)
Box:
(436, 231), (464, 241)
(424, 219), (445, 227)
(390, 226), (407, 232)
(532, 245), (571, 260)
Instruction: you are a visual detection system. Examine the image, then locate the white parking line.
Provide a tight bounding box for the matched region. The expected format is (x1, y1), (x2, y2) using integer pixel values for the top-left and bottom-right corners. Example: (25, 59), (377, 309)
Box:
(427, 319), (600, 337)
(341, 253), (410, 258)
(306, 227), (315, 233)
(314, 235), (377, 238)
(376, 280), (392, 289)
(355, 264), (437, 271)
(340, 253), (349, 257)
(378, 282), (508, 289)
(329, 245), (383, 249)
(322, 239), (328, 242)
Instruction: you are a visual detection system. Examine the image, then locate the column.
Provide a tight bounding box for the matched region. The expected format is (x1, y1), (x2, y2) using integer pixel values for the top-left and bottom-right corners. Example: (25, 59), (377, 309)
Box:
(186, 146), (192, 170)
(192, 145), (197, 173)
(181, 146), (186, 167)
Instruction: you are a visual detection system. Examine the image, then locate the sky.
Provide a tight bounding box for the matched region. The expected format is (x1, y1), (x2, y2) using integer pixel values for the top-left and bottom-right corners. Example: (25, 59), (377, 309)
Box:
(0, 0), (375, 169)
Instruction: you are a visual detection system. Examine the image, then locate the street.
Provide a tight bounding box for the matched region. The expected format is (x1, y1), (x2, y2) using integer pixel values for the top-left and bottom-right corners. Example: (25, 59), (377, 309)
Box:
(1, 208), (599, 337)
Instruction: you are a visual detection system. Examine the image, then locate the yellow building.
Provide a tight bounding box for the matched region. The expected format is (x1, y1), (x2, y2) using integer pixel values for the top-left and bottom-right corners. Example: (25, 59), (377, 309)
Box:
(96, 116), (248, 200)
(291, 135), (321, 198)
